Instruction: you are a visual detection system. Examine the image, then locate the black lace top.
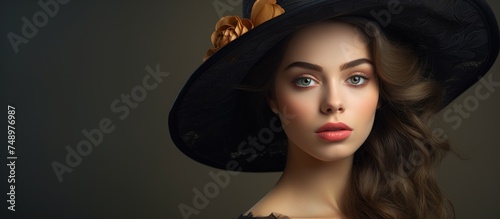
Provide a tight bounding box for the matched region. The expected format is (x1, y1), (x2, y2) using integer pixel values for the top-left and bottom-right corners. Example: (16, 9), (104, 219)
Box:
(237, 212), (289, 219)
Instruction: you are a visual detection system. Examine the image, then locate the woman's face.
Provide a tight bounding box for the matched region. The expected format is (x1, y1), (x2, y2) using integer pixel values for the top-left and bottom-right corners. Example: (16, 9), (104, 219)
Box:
(269, 21), (379, 162)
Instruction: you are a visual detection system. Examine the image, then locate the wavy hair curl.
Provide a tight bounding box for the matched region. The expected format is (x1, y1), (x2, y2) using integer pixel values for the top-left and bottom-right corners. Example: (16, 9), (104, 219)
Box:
(339, 17), (455, 219)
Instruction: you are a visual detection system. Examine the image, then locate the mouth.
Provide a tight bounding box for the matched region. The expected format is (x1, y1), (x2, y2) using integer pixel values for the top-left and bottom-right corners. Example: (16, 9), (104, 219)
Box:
(315, 122), (352, 133)
(315, 122), (352, 142)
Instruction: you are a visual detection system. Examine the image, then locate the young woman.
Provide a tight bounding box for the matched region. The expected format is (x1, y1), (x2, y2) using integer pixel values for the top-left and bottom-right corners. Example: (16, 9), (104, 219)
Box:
(169, 0), (499, 218)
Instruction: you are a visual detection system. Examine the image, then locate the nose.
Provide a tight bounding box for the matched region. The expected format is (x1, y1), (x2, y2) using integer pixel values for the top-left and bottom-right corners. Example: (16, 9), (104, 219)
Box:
(320, 86), (345, 114)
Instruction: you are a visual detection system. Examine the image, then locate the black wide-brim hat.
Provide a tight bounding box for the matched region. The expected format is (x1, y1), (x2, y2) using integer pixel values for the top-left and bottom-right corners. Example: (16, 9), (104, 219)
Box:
(169, 0), (500, 172)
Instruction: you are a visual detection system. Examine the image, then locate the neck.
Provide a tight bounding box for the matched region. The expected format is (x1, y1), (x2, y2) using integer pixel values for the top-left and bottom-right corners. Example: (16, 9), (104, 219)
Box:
(273, 141), (353, 217)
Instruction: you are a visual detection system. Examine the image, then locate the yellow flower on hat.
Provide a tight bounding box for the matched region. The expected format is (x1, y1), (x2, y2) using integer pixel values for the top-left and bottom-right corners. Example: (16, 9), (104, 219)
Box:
(204, 16), (253, 61)
(251, 0), (285, 26)
(204, 0), (284, 61)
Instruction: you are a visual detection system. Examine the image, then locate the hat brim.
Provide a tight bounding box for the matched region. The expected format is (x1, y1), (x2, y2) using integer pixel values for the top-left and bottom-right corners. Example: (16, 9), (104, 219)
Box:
(169, 0), (500, 172)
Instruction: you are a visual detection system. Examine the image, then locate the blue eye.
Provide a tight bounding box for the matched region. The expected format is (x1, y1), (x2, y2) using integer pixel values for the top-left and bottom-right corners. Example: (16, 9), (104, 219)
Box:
(347, 75), (367, 85)
(294, 77), (317, 87)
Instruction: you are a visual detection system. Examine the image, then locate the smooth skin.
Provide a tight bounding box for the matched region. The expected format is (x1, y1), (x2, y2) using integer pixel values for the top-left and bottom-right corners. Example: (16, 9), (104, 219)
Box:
(246, 21), (379, 218)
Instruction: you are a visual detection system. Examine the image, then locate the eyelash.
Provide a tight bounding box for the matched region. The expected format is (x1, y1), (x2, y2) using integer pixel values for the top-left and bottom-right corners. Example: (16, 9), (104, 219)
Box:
(346, 73), (369, 86)
(293, 76), (319, 88)
(292, 73), (370, 88)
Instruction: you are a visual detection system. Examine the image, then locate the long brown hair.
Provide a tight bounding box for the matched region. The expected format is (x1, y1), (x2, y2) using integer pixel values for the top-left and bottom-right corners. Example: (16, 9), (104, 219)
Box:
(339, 17), (455, 219)
(238, 17), (455, 218)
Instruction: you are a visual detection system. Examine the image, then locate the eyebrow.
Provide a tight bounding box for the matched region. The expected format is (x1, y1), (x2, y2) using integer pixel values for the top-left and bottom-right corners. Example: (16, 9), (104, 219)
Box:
(339, 58), (373, 71)
(284, 58), (373, 72)
(284, 61), (323, 71)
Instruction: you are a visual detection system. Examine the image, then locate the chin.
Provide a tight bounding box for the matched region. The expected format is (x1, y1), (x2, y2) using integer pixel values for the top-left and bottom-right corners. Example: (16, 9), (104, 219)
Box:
(301, 140), (362, 162)
(312, 148), (358, 162)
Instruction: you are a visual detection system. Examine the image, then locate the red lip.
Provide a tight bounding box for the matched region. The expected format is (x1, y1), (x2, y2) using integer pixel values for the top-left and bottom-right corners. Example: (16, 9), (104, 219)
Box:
(315, 122), (352, 142)
(316, 122), (352, 132)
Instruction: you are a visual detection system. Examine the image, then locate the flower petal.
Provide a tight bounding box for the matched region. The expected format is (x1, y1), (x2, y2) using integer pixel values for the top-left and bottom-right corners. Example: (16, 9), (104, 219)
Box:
(203, 0), (285, 62)
(251, 0), (284, 26)
(204, 16), (256, 61)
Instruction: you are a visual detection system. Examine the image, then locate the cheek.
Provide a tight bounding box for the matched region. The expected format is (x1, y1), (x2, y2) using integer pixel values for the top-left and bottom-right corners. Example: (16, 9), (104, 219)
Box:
(353, 91), (378, 112)
(348, 87), (379, 127)
(275, 87), (318, 123)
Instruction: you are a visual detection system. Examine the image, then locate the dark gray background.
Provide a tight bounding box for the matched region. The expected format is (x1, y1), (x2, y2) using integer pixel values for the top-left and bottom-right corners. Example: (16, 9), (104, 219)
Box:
(1, 0), (499, 218)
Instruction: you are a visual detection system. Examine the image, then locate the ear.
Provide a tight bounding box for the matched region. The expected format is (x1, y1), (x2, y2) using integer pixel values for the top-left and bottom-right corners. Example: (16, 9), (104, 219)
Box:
(267, 96), (279, 114)
(377, 98), (383, 109)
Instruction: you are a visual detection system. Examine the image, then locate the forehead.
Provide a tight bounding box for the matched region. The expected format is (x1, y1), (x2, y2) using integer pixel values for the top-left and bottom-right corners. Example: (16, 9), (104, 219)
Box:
(283, 21), (370, 63)
(291, 21), (361, 41)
